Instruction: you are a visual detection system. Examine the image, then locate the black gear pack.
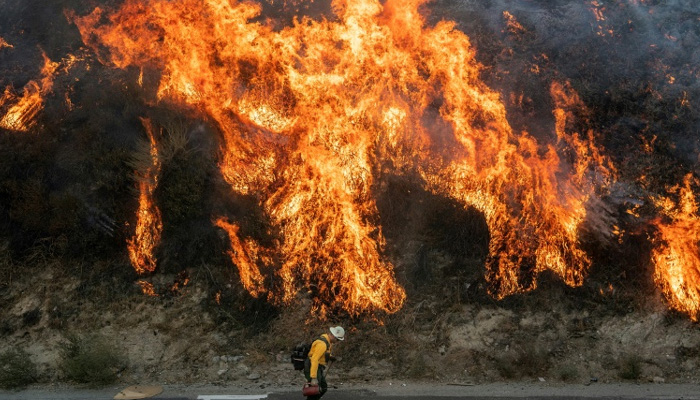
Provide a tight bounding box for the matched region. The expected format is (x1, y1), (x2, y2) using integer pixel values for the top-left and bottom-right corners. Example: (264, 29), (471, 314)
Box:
(291, 336), (329, 370)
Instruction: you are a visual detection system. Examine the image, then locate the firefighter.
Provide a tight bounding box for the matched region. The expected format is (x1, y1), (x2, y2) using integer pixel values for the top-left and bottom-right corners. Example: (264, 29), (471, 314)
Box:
(304, 326), (345, 399)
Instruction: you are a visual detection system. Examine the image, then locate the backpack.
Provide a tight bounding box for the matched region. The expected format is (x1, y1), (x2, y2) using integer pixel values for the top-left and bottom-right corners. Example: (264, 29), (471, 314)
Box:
(291, 342), (311, 370)
(291, 336), (329, 370)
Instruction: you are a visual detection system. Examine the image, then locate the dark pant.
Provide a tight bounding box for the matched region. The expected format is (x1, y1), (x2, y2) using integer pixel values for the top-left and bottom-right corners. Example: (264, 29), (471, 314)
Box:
(304, 360), (328, 400)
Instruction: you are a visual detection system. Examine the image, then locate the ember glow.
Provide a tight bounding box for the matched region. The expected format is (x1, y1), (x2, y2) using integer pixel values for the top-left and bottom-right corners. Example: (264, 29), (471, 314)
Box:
(652, 175), (700, 321)
(65, 0), (700, 319)
(127, 118), (163, 275)
(589, 0), (614, 37)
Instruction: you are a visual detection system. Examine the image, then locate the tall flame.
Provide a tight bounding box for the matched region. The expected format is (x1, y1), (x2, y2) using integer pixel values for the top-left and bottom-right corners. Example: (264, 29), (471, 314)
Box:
(421, 79), (614, 298)
(214, 218), (267, 298)
(73, 0), (615, 315)
(0, 53), (59, 132)
(651, 174), (700, 321)
(127, 118), (163, 275)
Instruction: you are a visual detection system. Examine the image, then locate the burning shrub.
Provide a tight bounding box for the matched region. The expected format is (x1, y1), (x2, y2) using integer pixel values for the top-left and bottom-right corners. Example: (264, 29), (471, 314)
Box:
(0, 348), (38, 390)
(59, 334), (126, 386)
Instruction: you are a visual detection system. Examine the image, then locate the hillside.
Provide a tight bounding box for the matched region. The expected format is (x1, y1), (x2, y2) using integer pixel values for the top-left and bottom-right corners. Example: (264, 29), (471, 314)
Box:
(1, 0), (700, 390)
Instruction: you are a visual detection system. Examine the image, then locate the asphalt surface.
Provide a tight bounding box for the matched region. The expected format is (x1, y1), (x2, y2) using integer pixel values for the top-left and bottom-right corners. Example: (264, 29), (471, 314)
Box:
(3, 382), (700, 400)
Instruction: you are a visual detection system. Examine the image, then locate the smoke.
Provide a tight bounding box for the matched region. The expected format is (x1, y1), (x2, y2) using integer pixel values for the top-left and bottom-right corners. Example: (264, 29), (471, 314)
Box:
(425, 0), (700, 162)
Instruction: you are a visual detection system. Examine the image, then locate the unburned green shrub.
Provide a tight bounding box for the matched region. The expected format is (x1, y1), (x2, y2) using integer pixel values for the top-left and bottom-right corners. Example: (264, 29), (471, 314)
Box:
(406, 352), (432, 379)
(557, 363), (579, 382)
(517, 346), (551, 376)
(59, 334), (126, 386)
(494, 352), (518, 379)
(618, 354), (643, 380)
(495, 345), (551, 379)
(0, 348), (38, 389)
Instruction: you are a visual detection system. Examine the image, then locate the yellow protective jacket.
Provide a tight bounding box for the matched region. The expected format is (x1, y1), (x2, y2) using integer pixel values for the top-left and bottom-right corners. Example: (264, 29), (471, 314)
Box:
(308, 333), (332, 379)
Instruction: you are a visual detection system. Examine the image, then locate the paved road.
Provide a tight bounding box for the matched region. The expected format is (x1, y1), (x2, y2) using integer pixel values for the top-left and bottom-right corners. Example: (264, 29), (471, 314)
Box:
(267, 390), (696, 400)
(3, 383), (700, 400)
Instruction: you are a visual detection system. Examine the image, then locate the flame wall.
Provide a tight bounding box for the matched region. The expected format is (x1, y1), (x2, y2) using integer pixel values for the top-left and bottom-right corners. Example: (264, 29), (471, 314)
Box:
(1, 0), (699, 320)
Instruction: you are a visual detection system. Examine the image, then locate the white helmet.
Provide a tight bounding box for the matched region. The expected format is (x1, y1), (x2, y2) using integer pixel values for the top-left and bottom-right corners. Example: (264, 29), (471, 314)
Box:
(329, 326), (345, 341)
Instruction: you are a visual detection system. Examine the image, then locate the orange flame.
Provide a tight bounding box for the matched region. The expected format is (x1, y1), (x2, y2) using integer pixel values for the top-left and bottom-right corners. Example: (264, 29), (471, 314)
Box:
(0, 37), (12, 49)
(589, 1), (614, 37)
(73, 0), (615, 314)
(137, 280), (160, 297)
(502, 11), (526, 36)
(0, 53), (59, 131)
(127, 118), (163, 275)
(421, 80), (615, 298)
(170, 273), (190, 292)
(651, 174), (700, 321)
(213, 218), (267, 298)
